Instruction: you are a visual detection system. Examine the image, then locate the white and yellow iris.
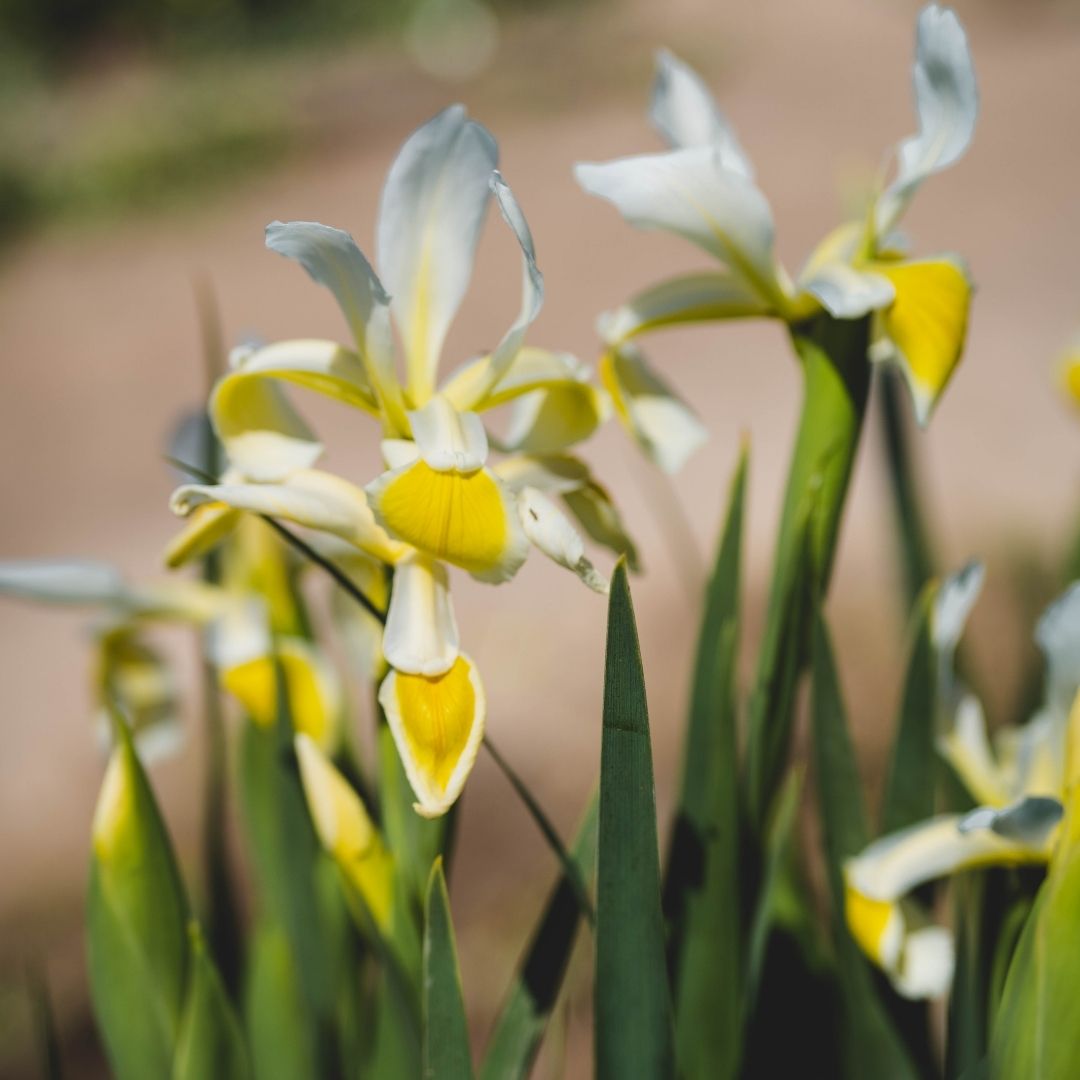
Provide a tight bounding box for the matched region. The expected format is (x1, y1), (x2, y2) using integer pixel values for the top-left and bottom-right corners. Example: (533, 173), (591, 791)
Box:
(845, 576), (1080, 999)
(166, 106), (627, 816)
(574, 3), (977, 455)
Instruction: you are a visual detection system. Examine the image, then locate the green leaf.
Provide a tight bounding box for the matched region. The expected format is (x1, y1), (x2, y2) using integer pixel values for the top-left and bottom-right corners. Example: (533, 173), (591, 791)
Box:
(243, 920), (318, 1080)
(991, 809), (1080, 1078)
(881, 581), (940, 835)
(87, 721), (190, 1080)
(595, 561), (674, 1080)
(423, 858), (474, 1080)
(811, 613), (919, 1080)
(173, 922), (251, 1080)
(664, 447), (746, 1080)
(28, 967), (63, 1080)
(480, 791), (599, 1080)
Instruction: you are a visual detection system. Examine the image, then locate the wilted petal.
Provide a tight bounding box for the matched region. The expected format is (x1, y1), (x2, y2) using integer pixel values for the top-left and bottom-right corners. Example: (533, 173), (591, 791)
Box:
(563, 479), (641, 572)
(493, 453), (592, 495)
(575, 146), (784, 309)
(600, 345), (708, 474)
(383, 555), (459, 677)
(876, 4), (978, 236)
(379, 654), (486, 818)
(871, 256), (972, 426)
(376, 105), (498, 402)
(650, 49), (753, 176)
(518, 487), (609, 593)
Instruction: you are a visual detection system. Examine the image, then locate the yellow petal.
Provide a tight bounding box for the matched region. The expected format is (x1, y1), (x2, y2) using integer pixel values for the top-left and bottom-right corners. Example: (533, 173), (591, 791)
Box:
(294, 733), (394, 931)
(367, 461), (528, 583)
(163, 503), (242, 569)
(872, 257), (972, 426)
(845, 885), (902, 971)
(378, 655), (485, 818)
(221, 639), (343, 751)
(1060, 351), (1080, 410)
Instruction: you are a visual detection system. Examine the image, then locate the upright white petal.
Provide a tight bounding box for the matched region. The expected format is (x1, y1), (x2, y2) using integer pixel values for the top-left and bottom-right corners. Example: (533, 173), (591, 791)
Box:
(376, 106), (498, 402)
(875, 4), (978, 235)
(1036, 582), (1080, 717)
(408, 395), (488, 472)
(934, 560), (985, 655)
(575, 147), (783, 309)
(265, 221), (406, 431)
(383, 555), (459, 677)
(518, 487), (608, 594)
(650, 49), (753, 177)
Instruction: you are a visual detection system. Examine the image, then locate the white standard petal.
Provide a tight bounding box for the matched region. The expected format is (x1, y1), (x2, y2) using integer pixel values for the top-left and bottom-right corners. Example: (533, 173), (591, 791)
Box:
(574, 146), (784, 310)
(376, 106), (498, 402)
(265, 221), (406, 431)
(518, 487), (609, 594)
(649, 48), (753, 177)
(382, 555), (459, 677)
(408, 395), (488, 472)
(934, 559), (985, 654)
(875, 4), (978, 235)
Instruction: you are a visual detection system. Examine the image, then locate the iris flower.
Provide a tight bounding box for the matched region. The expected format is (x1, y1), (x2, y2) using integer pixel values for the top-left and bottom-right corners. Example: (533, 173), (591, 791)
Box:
(167, 106), (630, 816)
(844, 574), (1080, 999)
(574, 2), (977, 468)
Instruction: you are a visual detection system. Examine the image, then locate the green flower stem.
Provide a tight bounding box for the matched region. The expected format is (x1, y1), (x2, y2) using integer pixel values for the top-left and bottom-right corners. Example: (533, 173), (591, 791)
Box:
(746, 312), (872, 829)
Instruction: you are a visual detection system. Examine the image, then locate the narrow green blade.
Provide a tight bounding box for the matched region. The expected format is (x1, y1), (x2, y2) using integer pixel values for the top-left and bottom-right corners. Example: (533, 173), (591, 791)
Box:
(881, 581), (940, 834)
(173, 922), (251, 1080)
(664, 448), (746, 1080)
(480, 791), (599, 1080)
(595, 561), (674, 1080)
(87, 721), (189, 1080)
(423, 858), (474, 1080)
(811, 613), (919, 1080)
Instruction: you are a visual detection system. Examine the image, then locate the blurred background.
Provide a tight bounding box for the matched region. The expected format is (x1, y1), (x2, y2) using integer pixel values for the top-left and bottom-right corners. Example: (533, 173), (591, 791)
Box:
(1, 0), (1079, 1073)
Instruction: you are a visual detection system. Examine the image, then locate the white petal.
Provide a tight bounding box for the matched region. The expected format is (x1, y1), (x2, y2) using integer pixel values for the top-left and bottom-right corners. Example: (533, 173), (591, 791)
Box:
(1036, 582), (1080, 717)
(409, 395), (488, 472)
(598, 271), (768, 346)
(265, 221), (406, 432)
(958, 796), (1063, 846)
(938, 694), (1010, 807)
(895, 926), (955, 1000)
(934, 560), (985, 654)
(799, 263), (895, 319)
(518, 487), (608, 594)
(383, 555), (459, 676)
(493, 454), (591, 495)
(601, 345), (707, 474)
(171, 469), (406, 564)
(0, 559), (127, 606)
(650, 49), (753, 177)
(381, 438), (422, 470)
(500, 382), (609, 456)
(376, 106), (498, 401)
(207, 597), (272, 671)
(875, 4), (978, 235)
(574, 146), (783, 309)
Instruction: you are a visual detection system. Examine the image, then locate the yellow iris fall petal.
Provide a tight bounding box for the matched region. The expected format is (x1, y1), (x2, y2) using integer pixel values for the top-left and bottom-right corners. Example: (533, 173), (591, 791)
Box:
(379, 655), (485, 818)
(873, 257), (972, 426)
(367, 460), (528, 583)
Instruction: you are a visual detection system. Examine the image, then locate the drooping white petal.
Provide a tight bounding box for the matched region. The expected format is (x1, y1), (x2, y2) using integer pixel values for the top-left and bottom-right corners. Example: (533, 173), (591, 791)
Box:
(1036, 582), (1080, 717)
(600, 345), (708, 474)
(265, 221), (406, 431)
(383, 554), (459, 677)
(408, 395), (488, 472)
(574, 146), (785, 309)
(875, 4), (978, 236)
(649, 49), (753, 177)
(171, 469), (407, 565)
(518, 487), (608, 594)
(0, 559), (127, 606)
(597, 271), (768, 346)
(799, 262), (895, 319)
(376, 106), (498, 402)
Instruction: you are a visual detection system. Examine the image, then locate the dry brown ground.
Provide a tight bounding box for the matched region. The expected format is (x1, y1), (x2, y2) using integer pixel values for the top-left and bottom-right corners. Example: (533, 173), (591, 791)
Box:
(1, 0), (1078, 1072)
